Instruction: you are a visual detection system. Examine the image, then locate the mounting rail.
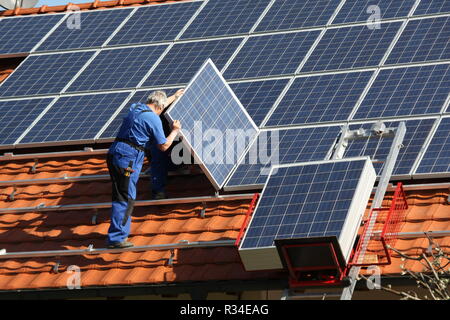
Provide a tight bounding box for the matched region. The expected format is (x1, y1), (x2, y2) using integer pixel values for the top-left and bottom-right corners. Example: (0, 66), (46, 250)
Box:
(0, 240), (235, 260)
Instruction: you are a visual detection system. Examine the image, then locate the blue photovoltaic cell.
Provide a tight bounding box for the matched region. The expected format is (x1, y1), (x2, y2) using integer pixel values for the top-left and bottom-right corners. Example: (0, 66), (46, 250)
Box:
(302, 22), (401, 72)
(414, 0), (450, 15)
(385, 17), (450, 65)
(143, 38), (242, 87)
(180, 0), (271, 39)
(344, 119), (437, 176)
(229, 79), (289, 127)
(66, 45), (167, 93)
(224, 31), (320, 80)
(20, 92), (131, 144)
(0, 98), (53, 146)
(0, 51), (94, 98)
(354, 64), (450, 119)
(100, 88), (179, 139)
(108, 2), (201, 46)
(255, 0), (340, 32)
(0, 14), (62, 55)
(333, 0), (415, 24)
(266, 71), (373, 127)
(37, 9), (132, 52)
(416, 118), (450, 174)
(165, 61), (258, 189)
(225, 126), (341, 189)
(241, 159), (368, 249)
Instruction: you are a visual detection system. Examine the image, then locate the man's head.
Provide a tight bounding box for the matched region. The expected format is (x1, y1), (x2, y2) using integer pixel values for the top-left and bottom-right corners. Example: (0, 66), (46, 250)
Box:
(147, 91), (167, 115)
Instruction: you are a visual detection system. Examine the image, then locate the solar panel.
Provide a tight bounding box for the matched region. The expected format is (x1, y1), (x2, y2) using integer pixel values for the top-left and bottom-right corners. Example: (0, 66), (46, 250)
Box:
(265, 71), (373, 127)
(333, 0), (415, 24)
(0, 14), (63, 56)
(254, 0), (340, 32)
(143, 38), (242, 87)
(107, 2), (202, 46)
(36, 9), (132, 52)
(353, 64), (450, 120)
(415, 117), (450, 175)
(19, 92), (131, 145)
(66, 45), (168, 93)
(414, 0), (450, 15)
(0, 98), (54, 146)
(301, 22), (401, 72)
(229, 79), (290, 127)
(223, 31), (320, 80)
(99, 88), (179, 139)
(344, 119), (437, 176)
(385, 17), (450, 65)
(180, 0), (271, 39)
(239, 157), (376, 270)
(164, 59), (259, 189)
(225, 126), (341, 190)
(0, 51), (94, 98)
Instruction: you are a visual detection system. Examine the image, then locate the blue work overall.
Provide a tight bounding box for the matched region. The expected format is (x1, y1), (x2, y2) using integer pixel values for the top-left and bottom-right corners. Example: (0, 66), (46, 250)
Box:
(107, 103), (167, 245)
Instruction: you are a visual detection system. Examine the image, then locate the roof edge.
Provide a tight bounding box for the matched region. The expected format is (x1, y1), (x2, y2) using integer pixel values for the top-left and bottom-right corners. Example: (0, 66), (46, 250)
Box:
(0, 0), (186, 17)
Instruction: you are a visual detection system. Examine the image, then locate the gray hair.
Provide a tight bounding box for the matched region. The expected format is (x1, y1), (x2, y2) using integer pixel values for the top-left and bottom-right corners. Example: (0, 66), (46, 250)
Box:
(147, 90), (167, 109)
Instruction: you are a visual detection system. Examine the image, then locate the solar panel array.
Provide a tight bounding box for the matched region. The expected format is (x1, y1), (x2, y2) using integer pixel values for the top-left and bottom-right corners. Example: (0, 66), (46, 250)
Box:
(0, 0), (448, 180)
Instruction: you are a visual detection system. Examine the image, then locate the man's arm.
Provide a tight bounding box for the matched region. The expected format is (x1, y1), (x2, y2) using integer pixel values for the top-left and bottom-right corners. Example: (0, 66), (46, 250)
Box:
(164, 89), (184, 109)
(158, 120), (181, 152)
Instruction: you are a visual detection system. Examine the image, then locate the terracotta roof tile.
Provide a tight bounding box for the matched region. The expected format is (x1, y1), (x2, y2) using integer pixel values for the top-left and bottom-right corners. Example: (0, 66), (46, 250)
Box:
(0, 153), (448, 292)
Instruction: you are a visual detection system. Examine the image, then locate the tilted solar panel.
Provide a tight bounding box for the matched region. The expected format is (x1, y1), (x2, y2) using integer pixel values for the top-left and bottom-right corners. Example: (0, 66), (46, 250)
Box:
(36, 9), (133, 52)
(223, 31), (320, 80)
(414, 0), (450, 15)
(255, 0), (340, 32)
(107, 2), (202, 46)
(0, 51), (94, 98)
(225, 126), (341, 190)
(66, 45), (168, 93)
(0, 14), (63, 56)
(19, 92), (131, 145)
(353, 64), (450, 119)
(265, 71), (373, 127)
(0, 98), (54, 146)
(344, 118), (437, 176)
(301, 22), (401, 72)
(143, 38), (242, 87)
(165, 59), (258, 189)
(333, 0), (415, 24)
(415, 117), (450, 175)
(239, 158), (376, 271)
(100, 88), (179, 139)
(385, 16), (450, 65)
(229, 79), (289, 127)
(180, 0), (271, 39)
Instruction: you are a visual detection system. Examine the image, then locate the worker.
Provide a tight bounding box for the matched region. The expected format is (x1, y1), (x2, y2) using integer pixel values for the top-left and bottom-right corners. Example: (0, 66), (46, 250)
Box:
(106, 89), (184, 249)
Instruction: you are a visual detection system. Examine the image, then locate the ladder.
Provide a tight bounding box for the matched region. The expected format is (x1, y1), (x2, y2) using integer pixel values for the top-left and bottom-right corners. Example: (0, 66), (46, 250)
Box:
(282, 121), (406, 300)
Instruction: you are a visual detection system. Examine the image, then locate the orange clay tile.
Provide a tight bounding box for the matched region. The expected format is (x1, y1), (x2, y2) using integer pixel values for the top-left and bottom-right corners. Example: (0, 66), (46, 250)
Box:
(0, 152), (448, 290)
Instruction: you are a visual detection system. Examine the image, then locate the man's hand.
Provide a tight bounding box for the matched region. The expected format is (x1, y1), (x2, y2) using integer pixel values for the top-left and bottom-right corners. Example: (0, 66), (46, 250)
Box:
(174, 89), (184, 99)
(172, 120), (181, 131)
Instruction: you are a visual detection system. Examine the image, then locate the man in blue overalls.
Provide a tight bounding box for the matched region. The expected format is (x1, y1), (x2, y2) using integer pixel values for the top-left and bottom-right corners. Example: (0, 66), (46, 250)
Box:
(107, 90), (183, 248)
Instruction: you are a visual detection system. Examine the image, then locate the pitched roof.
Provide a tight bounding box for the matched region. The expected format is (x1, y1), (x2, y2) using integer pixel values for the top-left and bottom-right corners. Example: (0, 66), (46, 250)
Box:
(0, 0), (449, 298)
(0, 0), (187, 17)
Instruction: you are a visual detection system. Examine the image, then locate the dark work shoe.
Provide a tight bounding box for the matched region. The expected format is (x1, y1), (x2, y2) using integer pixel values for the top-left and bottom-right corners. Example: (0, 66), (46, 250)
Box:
(107, 241), (134, 249)
(153, 192), (166, 200)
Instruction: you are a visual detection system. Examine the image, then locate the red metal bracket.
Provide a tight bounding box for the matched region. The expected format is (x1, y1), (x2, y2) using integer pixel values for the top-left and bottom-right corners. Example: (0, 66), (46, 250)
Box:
(350, 182), (408, 266)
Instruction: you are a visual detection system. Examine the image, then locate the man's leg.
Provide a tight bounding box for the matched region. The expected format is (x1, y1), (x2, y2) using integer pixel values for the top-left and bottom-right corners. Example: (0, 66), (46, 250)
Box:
(107, 153), (142, 247)
(150, 145), (168, 199)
